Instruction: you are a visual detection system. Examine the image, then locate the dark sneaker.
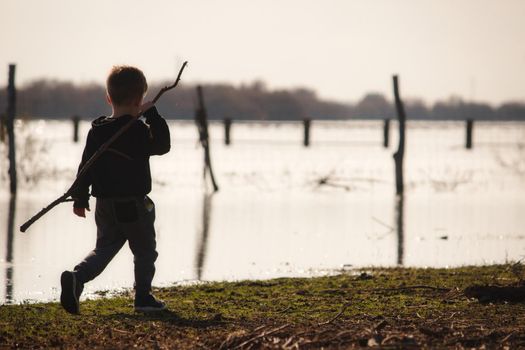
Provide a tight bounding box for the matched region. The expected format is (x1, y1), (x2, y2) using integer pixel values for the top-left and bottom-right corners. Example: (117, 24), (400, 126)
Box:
(60, 271), (83, 314)
(134, 294), (166, 312)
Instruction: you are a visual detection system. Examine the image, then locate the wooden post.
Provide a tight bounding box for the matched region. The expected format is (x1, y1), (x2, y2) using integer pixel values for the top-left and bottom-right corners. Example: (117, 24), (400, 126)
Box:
(303, 119), (311, 147)
(195, 86), (219, 192)
(6, 64), (17, 194)
(466, 119), (473, 149)
(392, 75), (406, 195)
(5, 194), (16, 303)
(0, 114), (5, 143)
(224, 118), (232, 146)
(383, 118), (390, 148)
(72, 115), (80, 143)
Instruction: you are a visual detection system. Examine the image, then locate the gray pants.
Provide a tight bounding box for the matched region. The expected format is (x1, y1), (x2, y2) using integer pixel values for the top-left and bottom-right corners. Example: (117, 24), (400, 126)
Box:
(74, 195), (158, 296)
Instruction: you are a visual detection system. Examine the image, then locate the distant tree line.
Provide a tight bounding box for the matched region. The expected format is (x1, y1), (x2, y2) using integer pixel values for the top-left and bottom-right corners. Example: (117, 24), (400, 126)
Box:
(1, 79), (524, 121)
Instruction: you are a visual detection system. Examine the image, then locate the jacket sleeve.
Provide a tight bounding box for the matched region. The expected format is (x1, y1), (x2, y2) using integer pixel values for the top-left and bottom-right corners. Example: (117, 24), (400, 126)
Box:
(71, 129), (95, 209)
(143, 106), (171, 155)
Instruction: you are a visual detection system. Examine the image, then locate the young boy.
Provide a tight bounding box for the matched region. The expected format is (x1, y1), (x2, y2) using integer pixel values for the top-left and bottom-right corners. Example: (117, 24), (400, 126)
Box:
(60, 66), (170, 314)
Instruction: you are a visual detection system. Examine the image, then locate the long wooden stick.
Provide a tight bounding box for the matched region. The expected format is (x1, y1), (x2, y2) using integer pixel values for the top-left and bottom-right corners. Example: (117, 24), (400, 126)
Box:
(20, 61), (188, 232)
(152, 61), (187, 103)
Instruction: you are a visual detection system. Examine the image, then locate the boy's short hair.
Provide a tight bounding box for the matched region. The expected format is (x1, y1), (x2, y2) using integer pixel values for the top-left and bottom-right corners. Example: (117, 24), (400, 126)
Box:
(106, 66), (148, 105)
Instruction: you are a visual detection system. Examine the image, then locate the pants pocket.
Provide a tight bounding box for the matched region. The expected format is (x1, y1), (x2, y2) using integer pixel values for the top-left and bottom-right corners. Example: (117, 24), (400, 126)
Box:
(113, 200), (138, 223)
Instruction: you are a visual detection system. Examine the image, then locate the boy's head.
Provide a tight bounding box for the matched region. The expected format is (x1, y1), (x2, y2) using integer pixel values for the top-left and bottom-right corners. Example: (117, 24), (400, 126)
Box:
(106, 66), (148, 107)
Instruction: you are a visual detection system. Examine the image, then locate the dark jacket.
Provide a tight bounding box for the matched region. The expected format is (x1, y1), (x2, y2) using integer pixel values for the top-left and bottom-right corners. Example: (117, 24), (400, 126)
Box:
(72, 107), (170, 209)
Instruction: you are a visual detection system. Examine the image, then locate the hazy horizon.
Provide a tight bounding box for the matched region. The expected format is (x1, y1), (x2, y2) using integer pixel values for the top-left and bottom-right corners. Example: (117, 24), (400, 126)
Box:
(1, 0), (524, 105)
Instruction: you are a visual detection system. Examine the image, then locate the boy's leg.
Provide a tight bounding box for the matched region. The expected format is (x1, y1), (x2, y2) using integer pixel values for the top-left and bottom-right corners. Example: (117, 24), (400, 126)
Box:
(124, 196), (158, 297)
(73, 198), (126, 284)
(62, 198), (125, 314)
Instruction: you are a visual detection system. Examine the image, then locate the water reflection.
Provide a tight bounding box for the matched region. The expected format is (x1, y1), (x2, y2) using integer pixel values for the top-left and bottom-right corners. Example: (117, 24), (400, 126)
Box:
(2, 121), (525, 304)
(396, 194), (405, 266)
(5, 195), (16, 304)
(195, 192), (214, 280)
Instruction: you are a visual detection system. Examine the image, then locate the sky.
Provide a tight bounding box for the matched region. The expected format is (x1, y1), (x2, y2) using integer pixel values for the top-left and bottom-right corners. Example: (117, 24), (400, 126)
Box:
(1, 0), (524, 105)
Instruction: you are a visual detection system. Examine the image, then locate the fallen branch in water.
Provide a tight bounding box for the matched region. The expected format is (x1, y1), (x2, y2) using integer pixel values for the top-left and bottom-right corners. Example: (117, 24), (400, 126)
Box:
(313, 171), (387, 192)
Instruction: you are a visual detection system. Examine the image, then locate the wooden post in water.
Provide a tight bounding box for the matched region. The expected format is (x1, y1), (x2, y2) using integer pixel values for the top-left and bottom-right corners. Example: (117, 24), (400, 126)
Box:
(6, 64), (17, 194)
(392, 75), (406, 195)
(72, 115), (80, 143)
(195, 86), (219, 192)
(224, 118), (232, 146)
(466, 119), (473, 149)
(5, 194), (16, 303)
(0, 114), (5, 143)
(383, 118), (390, 148)
(303, 119), (311, 147)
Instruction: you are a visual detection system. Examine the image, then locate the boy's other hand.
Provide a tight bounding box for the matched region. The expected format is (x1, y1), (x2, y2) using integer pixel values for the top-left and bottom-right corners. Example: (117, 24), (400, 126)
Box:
(139, 101), (155, 116)
(73, 207), (90, 218)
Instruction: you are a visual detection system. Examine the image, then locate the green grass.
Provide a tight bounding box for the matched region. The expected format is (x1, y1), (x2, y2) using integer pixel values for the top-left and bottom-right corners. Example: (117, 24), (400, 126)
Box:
(1, 265), (525, 349)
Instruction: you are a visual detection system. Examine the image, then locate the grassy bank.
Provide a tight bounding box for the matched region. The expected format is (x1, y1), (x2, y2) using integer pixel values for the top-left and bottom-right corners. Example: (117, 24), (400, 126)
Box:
(1, 265), (525, 349)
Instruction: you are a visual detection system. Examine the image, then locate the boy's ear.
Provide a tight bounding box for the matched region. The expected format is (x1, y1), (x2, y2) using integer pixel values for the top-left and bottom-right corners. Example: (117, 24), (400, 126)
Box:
(106, 94), (113, 106)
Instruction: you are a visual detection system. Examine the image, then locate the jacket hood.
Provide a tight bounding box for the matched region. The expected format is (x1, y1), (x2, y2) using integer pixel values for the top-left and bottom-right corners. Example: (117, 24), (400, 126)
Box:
(92, 115), (133, 128)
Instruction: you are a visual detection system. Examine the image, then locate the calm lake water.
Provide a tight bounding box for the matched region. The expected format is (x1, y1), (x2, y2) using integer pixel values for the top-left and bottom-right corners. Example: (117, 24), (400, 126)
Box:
(1, 119), (524, 304)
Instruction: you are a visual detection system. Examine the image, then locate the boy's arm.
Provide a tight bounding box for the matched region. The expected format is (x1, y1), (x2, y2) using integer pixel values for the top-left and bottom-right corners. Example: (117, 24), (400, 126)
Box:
(71, 129), (95, 210)
(143, 105), (171, 155)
